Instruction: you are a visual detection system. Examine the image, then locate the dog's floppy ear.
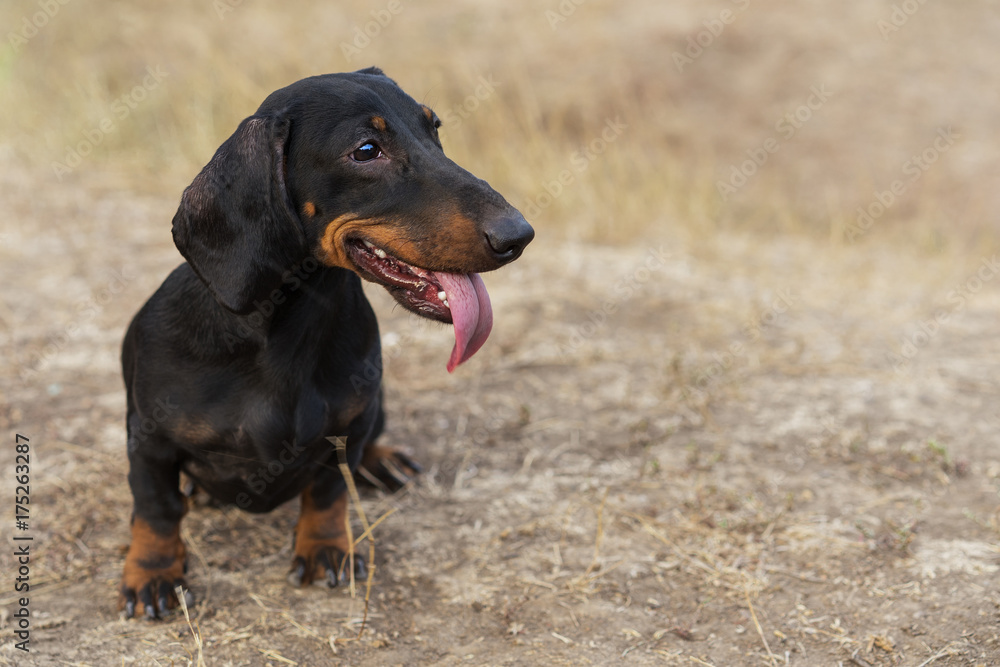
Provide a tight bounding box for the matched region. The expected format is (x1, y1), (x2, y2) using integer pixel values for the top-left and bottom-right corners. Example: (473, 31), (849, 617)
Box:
(172, 113), (306, 314)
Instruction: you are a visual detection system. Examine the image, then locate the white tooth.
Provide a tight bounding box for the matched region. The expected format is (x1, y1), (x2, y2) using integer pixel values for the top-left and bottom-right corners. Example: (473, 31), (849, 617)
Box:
(437, 290), (447, 301)
(442, 299), (449, 307)
(373, 247), (387, 259)
(362, 240), (374, 248)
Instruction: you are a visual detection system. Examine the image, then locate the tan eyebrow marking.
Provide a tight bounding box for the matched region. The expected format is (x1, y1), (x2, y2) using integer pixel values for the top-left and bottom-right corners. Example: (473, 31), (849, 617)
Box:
(371, 115), (387, 131)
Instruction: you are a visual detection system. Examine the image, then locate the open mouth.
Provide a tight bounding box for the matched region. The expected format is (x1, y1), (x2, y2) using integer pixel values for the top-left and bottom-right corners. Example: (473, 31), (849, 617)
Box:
(346, 238), (493, 372)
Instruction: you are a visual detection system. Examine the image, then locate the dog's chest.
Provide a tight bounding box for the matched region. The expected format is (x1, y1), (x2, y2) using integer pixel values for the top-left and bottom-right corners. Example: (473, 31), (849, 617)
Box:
(177, 365), (370, 457)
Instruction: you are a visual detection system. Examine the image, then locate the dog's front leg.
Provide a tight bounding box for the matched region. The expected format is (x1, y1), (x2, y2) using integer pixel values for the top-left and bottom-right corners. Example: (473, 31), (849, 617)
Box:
(120, 438), (190, 619)
(287, 482), (366, 588)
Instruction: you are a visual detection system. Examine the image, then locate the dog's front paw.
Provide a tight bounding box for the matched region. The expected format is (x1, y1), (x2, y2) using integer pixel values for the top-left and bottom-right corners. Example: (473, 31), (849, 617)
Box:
(287, 543), (367, 588)
(289, 490), (366, 588)
(357, 444), (422, 491)
(119, 521), (192, 619)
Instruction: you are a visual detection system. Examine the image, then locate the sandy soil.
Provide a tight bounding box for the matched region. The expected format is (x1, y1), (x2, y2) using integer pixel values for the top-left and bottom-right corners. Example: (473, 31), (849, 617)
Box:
(1, 168), (998, 666)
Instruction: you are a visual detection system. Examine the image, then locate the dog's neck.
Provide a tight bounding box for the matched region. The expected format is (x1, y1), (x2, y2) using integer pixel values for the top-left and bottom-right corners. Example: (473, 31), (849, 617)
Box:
(221, 262), (380, 378)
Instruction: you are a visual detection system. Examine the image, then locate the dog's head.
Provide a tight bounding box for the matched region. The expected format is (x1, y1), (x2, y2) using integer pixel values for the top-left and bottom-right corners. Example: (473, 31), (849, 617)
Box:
(172, 67), (533, 371)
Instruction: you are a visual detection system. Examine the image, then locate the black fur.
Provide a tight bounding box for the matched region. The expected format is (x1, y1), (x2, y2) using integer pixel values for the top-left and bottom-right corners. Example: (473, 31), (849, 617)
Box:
(119, 68), (533, 618)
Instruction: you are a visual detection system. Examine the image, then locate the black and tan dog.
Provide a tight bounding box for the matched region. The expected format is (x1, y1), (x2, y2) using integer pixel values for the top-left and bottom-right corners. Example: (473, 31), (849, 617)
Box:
(119, 67), (533, 619)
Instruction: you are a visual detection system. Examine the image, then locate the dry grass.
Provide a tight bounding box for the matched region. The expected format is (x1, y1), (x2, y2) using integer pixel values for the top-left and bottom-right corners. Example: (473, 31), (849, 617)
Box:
(1, 0), (997, 245)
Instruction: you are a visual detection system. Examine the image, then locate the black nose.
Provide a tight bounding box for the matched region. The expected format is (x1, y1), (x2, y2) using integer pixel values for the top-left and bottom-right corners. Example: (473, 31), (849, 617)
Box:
(484, 214), (534, 263)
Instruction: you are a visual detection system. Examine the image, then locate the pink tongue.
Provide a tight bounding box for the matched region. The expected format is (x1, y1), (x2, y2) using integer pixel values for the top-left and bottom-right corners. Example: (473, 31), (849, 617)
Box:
(433, 272), (493, 373)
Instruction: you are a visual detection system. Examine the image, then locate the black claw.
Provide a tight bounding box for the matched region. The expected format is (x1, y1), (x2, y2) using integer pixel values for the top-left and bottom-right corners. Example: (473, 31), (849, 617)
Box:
(337, 555), (351, 585)
(124, 594), (136, 619)
(287, 557), (307, 587)
(157, 581), (172, 614)
(382, 458), (411, 485)
(288, 548), (368, 590)
(139, 586), (156, 619)
(315, 551), (337, 588)
(336, 550), (365, 584)
(395, 452), (423, 474)
(357, 450), (422, 492)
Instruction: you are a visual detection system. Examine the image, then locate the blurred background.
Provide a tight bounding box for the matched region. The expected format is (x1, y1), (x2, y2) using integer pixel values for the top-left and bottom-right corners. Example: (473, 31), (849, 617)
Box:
(2, 0), (997, 245)
(2, 1), (999, 664)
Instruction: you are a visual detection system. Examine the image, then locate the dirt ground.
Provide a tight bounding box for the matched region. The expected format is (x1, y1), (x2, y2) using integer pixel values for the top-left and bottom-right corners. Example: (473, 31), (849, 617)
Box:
(1, 166), (999, 665)
(2, 0), (1000, 665)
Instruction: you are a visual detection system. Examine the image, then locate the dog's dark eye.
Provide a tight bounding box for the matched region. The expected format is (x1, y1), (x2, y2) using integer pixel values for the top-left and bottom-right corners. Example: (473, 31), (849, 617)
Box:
(351, 143), (382, 162)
